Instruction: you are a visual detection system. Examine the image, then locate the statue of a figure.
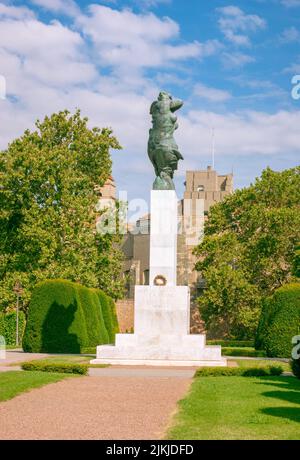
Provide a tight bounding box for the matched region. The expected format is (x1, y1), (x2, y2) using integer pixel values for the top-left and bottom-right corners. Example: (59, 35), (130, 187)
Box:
(148, 92), (184, 190)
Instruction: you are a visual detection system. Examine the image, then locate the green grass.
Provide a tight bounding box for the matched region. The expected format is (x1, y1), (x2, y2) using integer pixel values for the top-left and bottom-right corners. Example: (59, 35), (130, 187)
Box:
(167, 375), (300, 440)
(0, 371), (74, 402)
(234, 359), (291, 373)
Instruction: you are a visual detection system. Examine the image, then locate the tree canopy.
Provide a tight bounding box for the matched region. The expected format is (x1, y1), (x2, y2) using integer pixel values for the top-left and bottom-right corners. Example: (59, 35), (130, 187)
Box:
(0, 110), (124, 311)
(194, 166), (300, 339)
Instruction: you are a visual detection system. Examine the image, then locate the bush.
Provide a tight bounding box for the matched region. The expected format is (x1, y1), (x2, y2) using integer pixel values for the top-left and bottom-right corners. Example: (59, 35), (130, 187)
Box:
(195, 366), (283, 378)
(0, 311), (26, 346)
(96, 290), (119, 344)
(291, 358), (300, 379)
(22, 279), (118, 353)
(255, 283), (300, 358)
(222, 347), (266, 357)
(207, 340), (254, 348)
(21, 360), (88, 375)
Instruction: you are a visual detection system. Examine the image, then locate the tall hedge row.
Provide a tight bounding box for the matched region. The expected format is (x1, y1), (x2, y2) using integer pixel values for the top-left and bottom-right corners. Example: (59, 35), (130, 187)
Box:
(0, 311), (26, 346)
(255, 283), (300, 358)
(22, 279), (119, 353)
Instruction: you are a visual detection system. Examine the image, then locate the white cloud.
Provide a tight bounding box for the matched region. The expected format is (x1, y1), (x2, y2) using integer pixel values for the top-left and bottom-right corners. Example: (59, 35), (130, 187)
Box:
(134, 0), (172, 7)
(221, 52), (255, 68)
(177, 109), (300, 163)
(280, 26), (300, 42)
(29, 0), (80, 17)
(217, 5), (266, 47)
(0, 3), (35, 19)
(0, 16), (96, 88)
(194, 83), (231, 102)
(76, 5), (219, 72)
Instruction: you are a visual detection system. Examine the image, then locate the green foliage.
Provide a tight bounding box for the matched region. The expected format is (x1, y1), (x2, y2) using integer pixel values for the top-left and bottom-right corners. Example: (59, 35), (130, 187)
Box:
(194, 166), (300, 339)
(291, 358), (300, 379)
(22, 361), (88, 375)
(207, 340), (254, 347)
(96, 289), (119, 343)
(22, 279), (118, 353)
(198, 265), (261, 339)
(255, 283), (300, 358)
(195, 366), (283, 377)
(0, 110), (124, 312)
(222, 347), (266, 357)
(0, 311), (26, 346)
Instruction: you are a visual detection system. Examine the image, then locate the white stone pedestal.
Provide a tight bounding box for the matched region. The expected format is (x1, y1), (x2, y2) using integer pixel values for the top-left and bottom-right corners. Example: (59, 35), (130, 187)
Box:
(91, 190), (226, 367)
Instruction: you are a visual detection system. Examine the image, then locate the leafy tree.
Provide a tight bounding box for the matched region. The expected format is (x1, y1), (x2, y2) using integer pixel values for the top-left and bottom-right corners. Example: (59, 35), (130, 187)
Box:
(0, 110), (125, 311)
(194, 166), (300, 339)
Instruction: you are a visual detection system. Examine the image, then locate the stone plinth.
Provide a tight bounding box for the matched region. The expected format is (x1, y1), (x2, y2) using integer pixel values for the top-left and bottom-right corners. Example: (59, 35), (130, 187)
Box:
(91, 285), (225, 366)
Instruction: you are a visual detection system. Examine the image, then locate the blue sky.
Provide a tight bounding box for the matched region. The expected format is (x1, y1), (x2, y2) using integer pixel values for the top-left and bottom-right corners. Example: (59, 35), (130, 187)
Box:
(0, 0), (300, 207)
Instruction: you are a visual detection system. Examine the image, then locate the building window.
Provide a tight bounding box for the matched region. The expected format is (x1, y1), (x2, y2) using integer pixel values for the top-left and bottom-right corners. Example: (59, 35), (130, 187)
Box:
(197, 185), (205, 192)
(143, 269), (150, 286)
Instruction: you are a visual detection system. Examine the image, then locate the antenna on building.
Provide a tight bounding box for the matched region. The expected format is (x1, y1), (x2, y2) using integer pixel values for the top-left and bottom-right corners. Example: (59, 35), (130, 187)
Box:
(211, 127), (215, 170)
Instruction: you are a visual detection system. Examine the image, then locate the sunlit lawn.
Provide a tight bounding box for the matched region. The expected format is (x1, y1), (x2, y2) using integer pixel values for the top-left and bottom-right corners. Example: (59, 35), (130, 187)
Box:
(168, 375), (300, 440)
(0, 371), (74, 402)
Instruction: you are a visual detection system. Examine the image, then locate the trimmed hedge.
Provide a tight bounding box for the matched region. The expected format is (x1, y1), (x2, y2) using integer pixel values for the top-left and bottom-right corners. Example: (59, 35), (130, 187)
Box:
(22, 361), (88, 375)
(96, 290), (119, 343)
(222, 347), (267, 357)
(207, 340), (254, 348)
(0, 311), (26, 346)
(22, 279), (119, 353)
(195, 366), (283, 378)
(255, 283), (300, 358)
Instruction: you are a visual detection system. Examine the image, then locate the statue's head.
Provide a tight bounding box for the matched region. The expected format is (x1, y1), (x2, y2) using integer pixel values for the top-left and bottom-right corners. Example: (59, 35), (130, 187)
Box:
(158, 91), (172, 101)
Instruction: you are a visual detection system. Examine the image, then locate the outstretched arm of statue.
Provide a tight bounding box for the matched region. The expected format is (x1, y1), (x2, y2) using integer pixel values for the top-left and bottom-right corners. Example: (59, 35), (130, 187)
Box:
(170, 99), (183, 113)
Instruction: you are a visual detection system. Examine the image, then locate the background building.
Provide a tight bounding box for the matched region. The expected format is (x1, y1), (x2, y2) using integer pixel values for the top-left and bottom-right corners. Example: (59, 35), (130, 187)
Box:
(118, 167), (233, 332)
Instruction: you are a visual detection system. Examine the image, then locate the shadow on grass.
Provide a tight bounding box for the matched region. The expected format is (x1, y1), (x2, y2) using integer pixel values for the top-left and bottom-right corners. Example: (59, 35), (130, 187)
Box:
(257, 376), (300, 425)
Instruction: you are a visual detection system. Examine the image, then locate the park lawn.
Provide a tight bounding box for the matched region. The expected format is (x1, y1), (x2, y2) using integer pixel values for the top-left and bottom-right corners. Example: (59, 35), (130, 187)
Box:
(0, 371), (75, 402)
(167, 375), (300, 440)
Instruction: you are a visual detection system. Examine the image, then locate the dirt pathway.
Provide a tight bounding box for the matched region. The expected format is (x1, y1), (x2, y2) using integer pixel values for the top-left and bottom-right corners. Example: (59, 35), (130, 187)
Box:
(0, 371), (192, 440)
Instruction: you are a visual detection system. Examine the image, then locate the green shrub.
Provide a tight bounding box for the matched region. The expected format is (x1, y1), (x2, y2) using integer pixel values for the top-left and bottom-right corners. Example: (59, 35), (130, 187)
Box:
(0, 311), (26, 346)
(96, 290), (119, 344)
(23, 279), (118, 353)
(222, 347), (266, 357)
(77, 286), (109, 347)
(195, 366), (283, 378)
(291, 358), (300, 379)
(207, 340), (254, 348)
(255, 283), (300, 358)
(21, 360), (88, 375)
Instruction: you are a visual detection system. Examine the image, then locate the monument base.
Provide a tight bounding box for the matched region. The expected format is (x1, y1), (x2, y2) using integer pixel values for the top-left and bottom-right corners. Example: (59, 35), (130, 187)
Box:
(91, 286), (227, 367)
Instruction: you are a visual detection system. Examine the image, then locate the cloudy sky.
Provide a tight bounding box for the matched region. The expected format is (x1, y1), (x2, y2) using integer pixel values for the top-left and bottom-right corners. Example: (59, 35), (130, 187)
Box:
(0, 0), (300, 205)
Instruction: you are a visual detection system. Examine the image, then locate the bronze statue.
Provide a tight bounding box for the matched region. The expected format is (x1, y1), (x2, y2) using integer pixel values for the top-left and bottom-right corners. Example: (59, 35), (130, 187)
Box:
(148, 92), (184, 190)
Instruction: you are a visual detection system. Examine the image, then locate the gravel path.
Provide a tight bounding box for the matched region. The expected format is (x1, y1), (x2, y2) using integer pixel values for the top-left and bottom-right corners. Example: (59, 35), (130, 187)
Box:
(0, 372), (192, 440)
(0, 350), (53, 367)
